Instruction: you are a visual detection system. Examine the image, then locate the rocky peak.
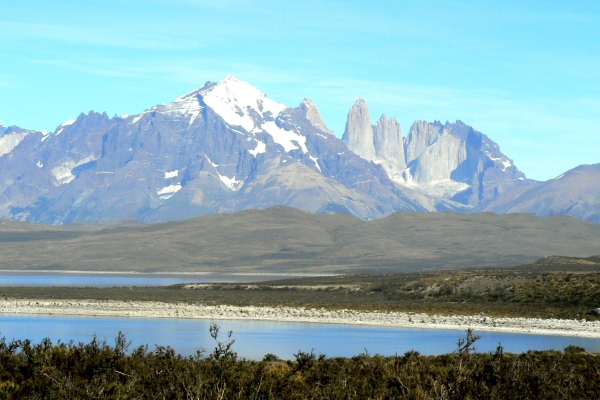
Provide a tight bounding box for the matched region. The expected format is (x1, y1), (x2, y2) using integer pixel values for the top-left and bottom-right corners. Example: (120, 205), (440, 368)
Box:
(404, 121), (442, 165)
(298, 98), (334, 134)
(342, 98), (376, 160)
(197, 75), (287, 132)
(0, 121), (6, 136)
(342, 100), (407, 184)
(373, 114), (406, 170)
(402, 119), (529, 203)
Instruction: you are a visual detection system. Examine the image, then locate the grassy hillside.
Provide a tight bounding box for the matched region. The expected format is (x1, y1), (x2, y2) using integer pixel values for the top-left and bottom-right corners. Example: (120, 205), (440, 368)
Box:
(1, 207), (600, 273)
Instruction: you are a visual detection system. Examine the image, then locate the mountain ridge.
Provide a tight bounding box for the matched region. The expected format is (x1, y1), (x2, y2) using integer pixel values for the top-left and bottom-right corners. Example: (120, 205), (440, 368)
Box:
(0, 75), (597, 224)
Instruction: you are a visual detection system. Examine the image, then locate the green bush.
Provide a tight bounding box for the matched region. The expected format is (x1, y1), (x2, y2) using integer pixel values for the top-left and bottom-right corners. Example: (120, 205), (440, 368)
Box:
(0, 328), (598, 399)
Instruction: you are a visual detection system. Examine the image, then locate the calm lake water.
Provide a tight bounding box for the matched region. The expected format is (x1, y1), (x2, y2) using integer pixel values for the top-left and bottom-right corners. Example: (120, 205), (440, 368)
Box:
(0, 272), (314, 287)
(1, 315), (599, 360)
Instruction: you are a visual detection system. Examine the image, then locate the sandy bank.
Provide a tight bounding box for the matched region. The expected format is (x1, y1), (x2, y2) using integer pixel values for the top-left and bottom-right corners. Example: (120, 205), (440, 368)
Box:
(1, 299), (600, 338)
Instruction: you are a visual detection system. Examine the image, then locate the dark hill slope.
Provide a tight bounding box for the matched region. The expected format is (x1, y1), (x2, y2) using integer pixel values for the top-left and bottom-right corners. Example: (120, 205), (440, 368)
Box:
(1, 207), (600, 273)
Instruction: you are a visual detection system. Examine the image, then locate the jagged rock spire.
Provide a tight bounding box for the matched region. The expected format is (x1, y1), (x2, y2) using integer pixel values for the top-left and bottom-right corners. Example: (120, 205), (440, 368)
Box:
(342, 99), (406, 173)
(342, 98), (376, 160)
(404, 120), (441, 165)
(374, 114), (406, 169)
(298, 98), (334, 134)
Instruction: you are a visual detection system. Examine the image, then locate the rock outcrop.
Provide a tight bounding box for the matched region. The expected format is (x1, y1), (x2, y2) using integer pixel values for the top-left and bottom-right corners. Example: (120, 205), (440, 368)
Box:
(342, 98), (376, 160)
(342, 99), (407, 184)
(0, 77), (596, 224)
(298, 98), (334, 135)
(404, 120), (530, 204)
(0, 76), (427, 224)
(342, 100), (531, 206)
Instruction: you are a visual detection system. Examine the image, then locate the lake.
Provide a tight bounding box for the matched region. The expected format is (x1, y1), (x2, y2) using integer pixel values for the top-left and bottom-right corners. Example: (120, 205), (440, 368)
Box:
(0, 272), (321, 287)
(1, 315), (599, 360)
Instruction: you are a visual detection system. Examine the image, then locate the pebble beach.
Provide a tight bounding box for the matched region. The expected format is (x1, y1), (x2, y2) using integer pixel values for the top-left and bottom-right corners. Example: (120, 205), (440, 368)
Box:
(2, 299), (600, 338)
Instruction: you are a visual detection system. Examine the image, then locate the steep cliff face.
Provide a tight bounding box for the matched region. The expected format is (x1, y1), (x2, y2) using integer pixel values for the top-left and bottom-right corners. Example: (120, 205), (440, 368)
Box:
(1, 78), (595, 224)
(298, 98), (334, 135)
(374, 115), (406, 172)
(0, 76), (427, 224)
(404, 120), (530, 204)
(342, 102), (530, 205)
(342, 99), (377, 160)
(342, 100), (407, 184)
(404, 120), (441, 165)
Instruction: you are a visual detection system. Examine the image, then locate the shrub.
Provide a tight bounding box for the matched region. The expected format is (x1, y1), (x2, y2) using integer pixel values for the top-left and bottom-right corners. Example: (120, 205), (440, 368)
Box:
(0, 328), (599, 398)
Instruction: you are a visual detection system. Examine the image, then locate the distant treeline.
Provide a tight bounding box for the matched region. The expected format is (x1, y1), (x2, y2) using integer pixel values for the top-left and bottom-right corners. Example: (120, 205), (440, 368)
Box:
(0, 325), (597, 399)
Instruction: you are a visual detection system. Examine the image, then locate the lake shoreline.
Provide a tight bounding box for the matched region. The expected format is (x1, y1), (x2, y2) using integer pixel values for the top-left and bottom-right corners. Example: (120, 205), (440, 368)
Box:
(0, 270), (338, 277)
(2, 299), (600, 338)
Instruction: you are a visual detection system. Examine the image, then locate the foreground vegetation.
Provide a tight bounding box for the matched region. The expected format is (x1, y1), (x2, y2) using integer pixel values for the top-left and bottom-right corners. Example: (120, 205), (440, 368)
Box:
(3, 260), (600, 319)
(0, 326), (597, 399)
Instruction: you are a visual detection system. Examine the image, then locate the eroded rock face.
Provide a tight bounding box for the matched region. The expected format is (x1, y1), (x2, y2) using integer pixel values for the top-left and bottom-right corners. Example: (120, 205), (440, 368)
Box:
(404, 120), (530, 204)
(0, 77), (427, 223)
(342, 99), (376, 160)
(298, 98), (334, 135)
(342, 100), (530, 206)
(0, 78), (596, 223)
(405, 120), (441, 165)
(342, 100), (407, 185)
(374, 115), (406, 170)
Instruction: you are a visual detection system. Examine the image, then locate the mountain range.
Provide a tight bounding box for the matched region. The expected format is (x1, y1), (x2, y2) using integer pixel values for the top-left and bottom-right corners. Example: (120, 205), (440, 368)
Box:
(0, 76), (597, 224)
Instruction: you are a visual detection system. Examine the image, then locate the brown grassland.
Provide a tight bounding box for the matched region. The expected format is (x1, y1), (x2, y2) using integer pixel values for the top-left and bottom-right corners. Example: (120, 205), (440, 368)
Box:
(3, 256), (600, 320)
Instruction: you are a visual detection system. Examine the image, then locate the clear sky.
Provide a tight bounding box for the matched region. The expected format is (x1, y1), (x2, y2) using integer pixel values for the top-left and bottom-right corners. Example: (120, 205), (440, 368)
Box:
(1, 0), (598, 181)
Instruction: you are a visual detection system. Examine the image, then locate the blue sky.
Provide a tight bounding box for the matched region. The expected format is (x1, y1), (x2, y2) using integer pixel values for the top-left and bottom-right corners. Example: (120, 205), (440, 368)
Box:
(1, 0), (598, 181)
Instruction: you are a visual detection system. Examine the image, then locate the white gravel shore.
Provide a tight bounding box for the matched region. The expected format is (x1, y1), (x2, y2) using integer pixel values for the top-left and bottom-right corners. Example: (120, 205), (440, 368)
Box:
(2, 299), (600, 338)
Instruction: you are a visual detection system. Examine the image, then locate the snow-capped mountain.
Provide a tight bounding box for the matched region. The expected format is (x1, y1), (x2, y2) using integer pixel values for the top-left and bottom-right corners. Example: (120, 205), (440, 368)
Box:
(0, 76), (597, 224)
(342, 99), (531, 205)
(0, 76), (428, 223)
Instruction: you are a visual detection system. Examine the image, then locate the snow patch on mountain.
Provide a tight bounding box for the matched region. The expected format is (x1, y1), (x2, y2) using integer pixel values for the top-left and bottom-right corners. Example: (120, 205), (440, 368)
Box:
(309, 156), (321, 172)
(261, 121), (307, 153)
(201, 75), (286, 132)
(0, 131), (29, 157)
(131, 114), (144, 124)
(163, 91), (204, 125)
(249, 140), (266, 156)
(487, 152), (513, 172)
(164, 170), (179, 179)
(51, 156), (98, 186)
(205, 154), (244, 191)
(51, 162), (76, 185)
(404, 179), (470, 198)
(157, 184), (182, 200)
(219, 175), (244, 191)
(55, 118), (77, 135)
